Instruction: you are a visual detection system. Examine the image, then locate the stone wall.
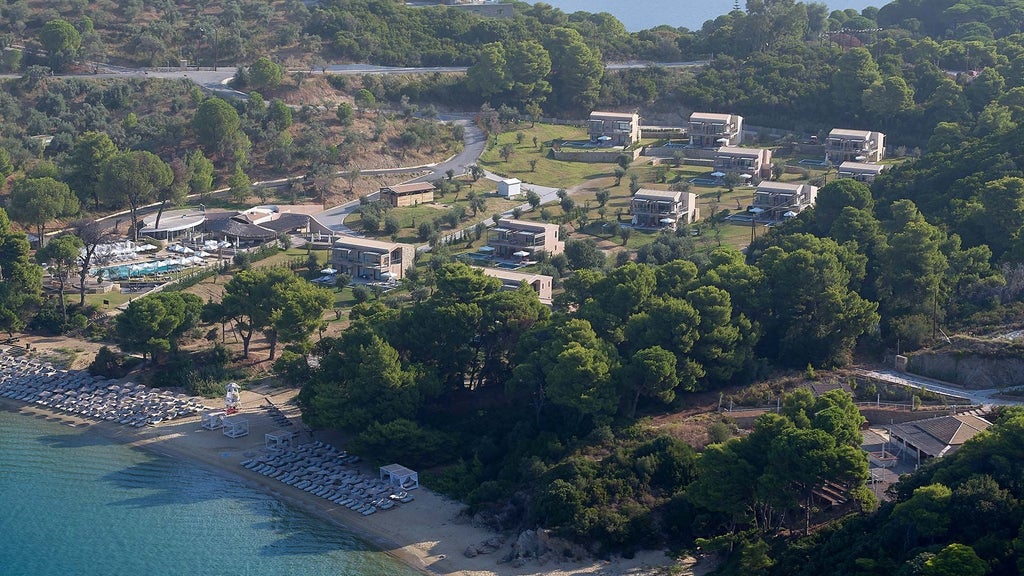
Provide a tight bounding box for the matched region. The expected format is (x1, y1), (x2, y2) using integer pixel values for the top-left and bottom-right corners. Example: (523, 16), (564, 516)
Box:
(907, 351), (1024, 389)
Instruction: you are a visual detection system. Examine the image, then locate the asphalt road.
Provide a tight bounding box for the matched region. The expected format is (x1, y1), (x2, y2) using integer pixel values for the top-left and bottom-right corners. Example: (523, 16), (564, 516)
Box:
(855, 368), (1024, 408)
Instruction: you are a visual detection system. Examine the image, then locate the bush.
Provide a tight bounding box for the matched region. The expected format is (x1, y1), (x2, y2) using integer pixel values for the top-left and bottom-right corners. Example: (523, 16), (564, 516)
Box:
(350, 419), (453, 468)
(88, 346), (141, 378)
(151, 344), (234, 397)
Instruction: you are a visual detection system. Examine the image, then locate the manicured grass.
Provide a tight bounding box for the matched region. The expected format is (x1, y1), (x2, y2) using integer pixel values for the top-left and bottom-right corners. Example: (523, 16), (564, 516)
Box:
(345, 179), (523, 242)
(478, 124), (620, 189)
(85, 291), (134, 309)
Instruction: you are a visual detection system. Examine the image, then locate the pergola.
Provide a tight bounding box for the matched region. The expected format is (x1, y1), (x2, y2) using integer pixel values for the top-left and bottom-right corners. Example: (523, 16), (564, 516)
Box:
(265, 430), (295, 452)
(201, 410), (226, 430)
(379, 463), (419, 490)
(222, 416), (249, 438)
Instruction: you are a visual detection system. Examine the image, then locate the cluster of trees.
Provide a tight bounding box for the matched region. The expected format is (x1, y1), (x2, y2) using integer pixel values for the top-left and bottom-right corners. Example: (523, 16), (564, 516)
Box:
(754, 154), (1016, 351)
(203, 267), (333, 360)
(465, 26), (602, 112)
(766, 408), (1024, 576)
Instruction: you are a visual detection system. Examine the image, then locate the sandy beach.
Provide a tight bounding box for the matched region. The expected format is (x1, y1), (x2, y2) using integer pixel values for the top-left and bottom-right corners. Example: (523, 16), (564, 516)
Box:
(0, 384), (698, 576)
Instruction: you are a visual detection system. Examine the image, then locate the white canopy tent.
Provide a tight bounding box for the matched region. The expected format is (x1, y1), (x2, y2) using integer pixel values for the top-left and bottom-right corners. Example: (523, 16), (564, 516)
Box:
(265, 430), (296, 451)
(222, 416), (249, 438)
(380, 463), (419, 490)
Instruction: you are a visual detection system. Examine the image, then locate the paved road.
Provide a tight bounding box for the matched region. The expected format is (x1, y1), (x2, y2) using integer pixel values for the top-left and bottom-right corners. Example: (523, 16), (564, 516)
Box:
(855, 368), (1024, 408)
(311, 60), (710, 76)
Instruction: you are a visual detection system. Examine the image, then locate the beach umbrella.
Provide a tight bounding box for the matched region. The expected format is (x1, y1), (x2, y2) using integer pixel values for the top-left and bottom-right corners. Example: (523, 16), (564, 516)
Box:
(783, 211), (798, 218)
(321, 267), (338, 275)
(710, 171), (726, 178)
(659, 218), (676, 225)
(749, 207), (765, 214)
(513, 250), (530, 257)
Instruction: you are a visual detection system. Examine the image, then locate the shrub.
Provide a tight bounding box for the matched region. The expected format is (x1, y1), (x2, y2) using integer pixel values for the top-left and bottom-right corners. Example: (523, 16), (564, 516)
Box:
(88, 346), (140, 378)
(350, 419), (453, 468)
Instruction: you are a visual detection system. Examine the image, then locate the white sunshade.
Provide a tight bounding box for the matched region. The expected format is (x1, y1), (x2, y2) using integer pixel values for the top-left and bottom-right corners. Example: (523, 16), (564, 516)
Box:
(749, 207), (765, 214)
(659, 218), (676, 224)
(513, 250), (530, 257)
(739, 173), (753, 179)
(710, 171), (726, 177)
(783, 211), (798, 218)
(320, 267), (337, 274)
(716, 138), (730, 143)
(381, 271), (396, 279)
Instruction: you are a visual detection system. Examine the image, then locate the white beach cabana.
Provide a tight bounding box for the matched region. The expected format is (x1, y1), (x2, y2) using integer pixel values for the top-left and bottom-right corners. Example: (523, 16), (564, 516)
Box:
(265, 430), (296, 452)
(201, 410), (226, 430)
(380, 463), (419, 490)
(223, 416), (249, 438)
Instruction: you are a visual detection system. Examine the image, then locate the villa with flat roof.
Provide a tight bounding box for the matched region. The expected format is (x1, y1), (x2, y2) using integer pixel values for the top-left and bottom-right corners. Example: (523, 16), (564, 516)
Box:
(380, 182), (435, 207)
(486, 218), (564, 259)
(479, 268), (553, 305)
(713, 146), (773, 179)
(330, 236), (415, 281)
(630, 188), (699, 230)
(826, 128), (885, 163)
(689, 112), (743, 147)
(751, 181), (818, 221)
(588, 111), (640, 146)
(837, 161), (886, 183)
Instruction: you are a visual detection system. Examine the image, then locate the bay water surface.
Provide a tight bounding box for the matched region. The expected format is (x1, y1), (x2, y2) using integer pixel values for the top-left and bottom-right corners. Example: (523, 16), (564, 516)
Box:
(0, 409), (421, 576)
(526, 0), (886, 32)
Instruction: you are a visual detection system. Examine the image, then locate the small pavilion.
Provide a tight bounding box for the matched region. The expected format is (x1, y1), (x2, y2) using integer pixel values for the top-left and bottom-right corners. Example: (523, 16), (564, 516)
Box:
(380, 463), (419, 490)
(265, 430), (296, 452)
(222, 416), (250, 438)
(201, 410), (226, 430)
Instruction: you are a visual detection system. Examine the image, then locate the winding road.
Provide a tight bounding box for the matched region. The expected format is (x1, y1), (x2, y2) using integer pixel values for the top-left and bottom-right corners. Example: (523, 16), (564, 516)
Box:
(855, 368), (1024, 408)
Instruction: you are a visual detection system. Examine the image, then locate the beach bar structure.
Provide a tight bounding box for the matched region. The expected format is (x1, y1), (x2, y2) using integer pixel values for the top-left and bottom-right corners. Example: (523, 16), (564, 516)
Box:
(265, 429), (296, 452)
(379, 182), (435, 207)
(223, 416), (250, 438)
(380, 463), (419, 490)
(201, 410), (227, 430)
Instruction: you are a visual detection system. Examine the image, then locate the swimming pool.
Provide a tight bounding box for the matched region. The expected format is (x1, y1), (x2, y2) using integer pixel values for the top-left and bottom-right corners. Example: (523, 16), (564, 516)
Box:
(797, 159), (829, 166)
(92, 259), (199, 280)
(689, 177), (720, 186)
(494, 261), (525, 270)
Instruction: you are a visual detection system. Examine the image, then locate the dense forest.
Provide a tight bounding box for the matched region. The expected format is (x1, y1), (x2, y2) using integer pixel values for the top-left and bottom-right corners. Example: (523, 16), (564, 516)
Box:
(3, 0), (1024, 573)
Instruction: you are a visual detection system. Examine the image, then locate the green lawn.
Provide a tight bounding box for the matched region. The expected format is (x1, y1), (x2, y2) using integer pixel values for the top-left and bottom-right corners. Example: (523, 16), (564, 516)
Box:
(478, 123), (620, 189)
(345, 179), (523, 242)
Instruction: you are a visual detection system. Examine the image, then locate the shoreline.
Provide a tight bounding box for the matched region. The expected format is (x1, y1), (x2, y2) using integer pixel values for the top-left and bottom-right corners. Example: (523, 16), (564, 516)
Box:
(0, 391), (689, 576)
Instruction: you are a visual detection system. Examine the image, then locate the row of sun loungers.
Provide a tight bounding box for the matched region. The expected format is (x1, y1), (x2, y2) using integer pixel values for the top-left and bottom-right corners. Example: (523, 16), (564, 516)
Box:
(260, 402), (293, 427)
(0, 353), (208, 427)
(240, 441), (414, 516)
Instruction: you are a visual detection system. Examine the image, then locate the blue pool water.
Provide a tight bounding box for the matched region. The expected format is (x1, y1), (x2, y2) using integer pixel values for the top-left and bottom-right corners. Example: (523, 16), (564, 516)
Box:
(0, 409), (420, 576)
(689, 177), (720, 186)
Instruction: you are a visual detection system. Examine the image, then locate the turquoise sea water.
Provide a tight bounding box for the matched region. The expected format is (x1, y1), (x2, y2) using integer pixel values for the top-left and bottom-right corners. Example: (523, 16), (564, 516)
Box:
(0, 410), (420, 576)
(527, 0), (884, 32)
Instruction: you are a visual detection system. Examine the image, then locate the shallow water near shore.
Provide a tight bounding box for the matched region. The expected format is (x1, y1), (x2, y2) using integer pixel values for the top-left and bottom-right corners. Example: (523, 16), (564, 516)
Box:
(0, 410), (421, 576)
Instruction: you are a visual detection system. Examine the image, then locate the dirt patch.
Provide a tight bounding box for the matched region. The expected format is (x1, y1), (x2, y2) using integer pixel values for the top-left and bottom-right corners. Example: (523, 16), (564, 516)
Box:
(14, 335), (108, 371)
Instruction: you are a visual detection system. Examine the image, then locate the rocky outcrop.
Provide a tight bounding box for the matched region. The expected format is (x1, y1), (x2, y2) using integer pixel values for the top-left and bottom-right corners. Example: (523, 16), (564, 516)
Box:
(463, 536), (505, 558)
(497, 528), (590, 567)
